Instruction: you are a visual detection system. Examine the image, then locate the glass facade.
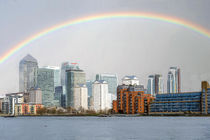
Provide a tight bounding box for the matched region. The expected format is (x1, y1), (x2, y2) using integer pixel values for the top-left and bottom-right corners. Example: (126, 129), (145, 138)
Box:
(37, 67), (60, 107)
(96, 74), (118, 96)
(66, 68), (86, 107)
(19, 54), (38, 92)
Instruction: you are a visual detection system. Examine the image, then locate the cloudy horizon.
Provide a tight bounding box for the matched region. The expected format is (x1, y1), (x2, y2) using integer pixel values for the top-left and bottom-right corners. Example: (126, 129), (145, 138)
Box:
(1, 0), (210, 95)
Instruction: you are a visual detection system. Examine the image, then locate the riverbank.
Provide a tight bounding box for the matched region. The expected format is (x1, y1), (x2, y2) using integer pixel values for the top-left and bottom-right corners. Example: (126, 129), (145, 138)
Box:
(1, 113), (210, 117)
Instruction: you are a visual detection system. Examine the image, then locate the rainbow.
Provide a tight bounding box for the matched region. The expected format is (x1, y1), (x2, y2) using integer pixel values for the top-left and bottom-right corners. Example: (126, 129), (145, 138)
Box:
(1, 12), (210, 64)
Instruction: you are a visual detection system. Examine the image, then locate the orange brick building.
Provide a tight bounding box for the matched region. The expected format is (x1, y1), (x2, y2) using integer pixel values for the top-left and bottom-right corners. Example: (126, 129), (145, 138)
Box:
(113, 85), (155, 114)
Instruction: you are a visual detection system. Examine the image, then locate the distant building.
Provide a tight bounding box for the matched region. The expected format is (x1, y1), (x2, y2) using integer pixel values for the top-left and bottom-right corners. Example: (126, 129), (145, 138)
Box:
(60, 62), (79, 108)
(19, 54), (38, 92)
(73, 84), (88, 110)
(37, 66), (60, 107)
(92, 80), (109, 112)
(96, 74), (118, 96)
(66, 67), (86, 107)
(86, 80), (93, 97)
(29, 88), (42, 104)
(167, 67), (181, 93)
(54, 86), (63, 106)
(147, 74), (164, 96)
(122, 75), (140, 85)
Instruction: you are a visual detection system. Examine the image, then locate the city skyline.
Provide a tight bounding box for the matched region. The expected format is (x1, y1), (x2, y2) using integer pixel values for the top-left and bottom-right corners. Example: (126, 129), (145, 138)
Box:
(1, 0), (210, 95)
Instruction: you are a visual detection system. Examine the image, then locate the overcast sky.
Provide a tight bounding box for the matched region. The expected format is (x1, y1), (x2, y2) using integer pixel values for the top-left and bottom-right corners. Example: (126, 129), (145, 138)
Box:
(0, 0), (210, 95)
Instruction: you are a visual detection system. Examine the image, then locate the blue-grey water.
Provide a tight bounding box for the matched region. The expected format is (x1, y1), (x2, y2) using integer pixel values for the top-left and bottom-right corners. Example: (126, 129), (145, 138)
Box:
(1, 117), (210, 140)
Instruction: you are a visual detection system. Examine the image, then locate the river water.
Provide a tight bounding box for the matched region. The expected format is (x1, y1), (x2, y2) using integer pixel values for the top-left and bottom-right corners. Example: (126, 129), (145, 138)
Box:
(0, 117), (210, 140)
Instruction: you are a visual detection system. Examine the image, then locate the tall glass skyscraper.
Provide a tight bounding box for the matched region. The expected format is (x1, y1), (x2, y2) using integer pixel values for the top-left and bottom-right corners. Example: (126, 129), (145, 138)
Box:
(147, 74), (164, 96)
(37, 66), (60, 107)
(167, 67), (181, 93)
(19, 54), (38, 92)
(96, 74), (118, 96)
(66, 67), (86, 107)
(60, 62), (79, 108)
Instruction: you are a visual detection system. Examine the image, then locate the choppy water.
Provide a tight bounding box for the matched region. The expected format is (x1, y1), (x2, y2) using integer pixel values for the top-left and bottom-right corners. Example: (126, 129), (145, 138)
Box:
(1, 116), (210, 140)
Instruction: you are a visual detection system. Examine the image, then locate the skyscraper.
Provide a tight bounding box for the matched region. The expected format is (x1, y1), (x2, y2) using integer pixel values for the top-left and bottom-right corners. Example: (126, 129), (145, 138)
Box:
(122, 75), (140, 86)
(147, 74), (164, 96)
(60, 62), (78, 108)
(37, 66), (60, 107)
(96, 74), (118, 96)
(167, 67), (181, 93)
(19, 54), (38, 92)
(66, 67), (86, 107)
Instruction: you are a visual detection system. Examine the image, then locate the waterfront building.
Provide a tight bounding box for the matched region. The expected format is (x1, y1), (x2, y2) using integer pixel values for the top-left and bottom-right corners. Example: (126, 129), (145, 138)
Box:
(167, 67), (181, 93)
(86, 80), (93, 97)
(147, 74), (164, 96)
(29, 87), (42, 104)
(122, 75), (140, 85)
(0, 98), (3, 112)
(37, 66), (60, 107)
(19, 54), (38, 92)
(73, 84), (88, 110)
(15, 103), (43, 115)
(149, 81), (210, 115)
(66, 67), (86, 107)
(114, 84), (153, 114)
(96, 74), (118, 96)
(3, 93), (24, 115)
(92, 80), (109, 112)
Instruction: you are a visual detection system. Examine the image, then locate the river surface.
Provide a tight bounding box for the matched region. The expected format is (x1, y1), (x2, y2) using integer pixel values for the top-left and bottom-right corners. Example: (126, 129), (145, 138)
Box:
(1, 117), (210, 140)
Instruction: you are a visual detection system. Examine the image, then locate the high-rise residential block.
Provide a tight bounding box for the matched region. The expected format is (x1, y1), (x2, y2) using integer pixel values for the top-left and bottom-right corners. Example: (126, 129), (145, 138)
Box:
(147, 74), (164, 96)
(19, 54), (38, 92)
(167, 67), (181, 93)
(73, 84), (88, 110)
(92, 80), (110, 112)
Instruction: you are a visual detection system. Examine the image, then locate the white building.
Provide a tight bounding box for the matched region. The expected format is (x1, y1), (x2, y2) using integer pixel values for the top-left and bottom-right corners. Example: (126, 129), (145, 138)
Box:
(92, 80), (109, 112)
(122, 75), (140, 85)
(29, 88), (42, 104)
(73, 84), (88, 110)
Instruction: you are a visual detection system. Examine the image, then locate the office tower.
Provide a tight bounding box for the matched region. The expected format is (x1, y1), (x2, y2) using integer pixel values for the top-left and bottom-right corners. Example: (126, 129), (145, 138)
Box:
(19, 54), (38, 92)
(147, 74), (164, 96)
(55, 86), (63, 106)
(29, 88), (42, 104)
(96, 74), (118, 96)
(73, 84), (88, 110)
(167, 67), (181, 93)
(37, 66), (60, 107)
(66, 67), (86, 107)
(60, 62), (78, 107)
(86, 80), (93, 97)
(122, 75), (140, 85)
(92, 80), (109, 112)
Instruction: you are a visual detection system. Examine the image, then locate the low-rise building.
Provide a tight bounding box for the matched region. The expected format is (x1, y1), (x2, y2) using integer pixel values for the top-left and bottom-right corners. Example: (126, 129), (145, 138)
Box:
(15, 103), (43, 115)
